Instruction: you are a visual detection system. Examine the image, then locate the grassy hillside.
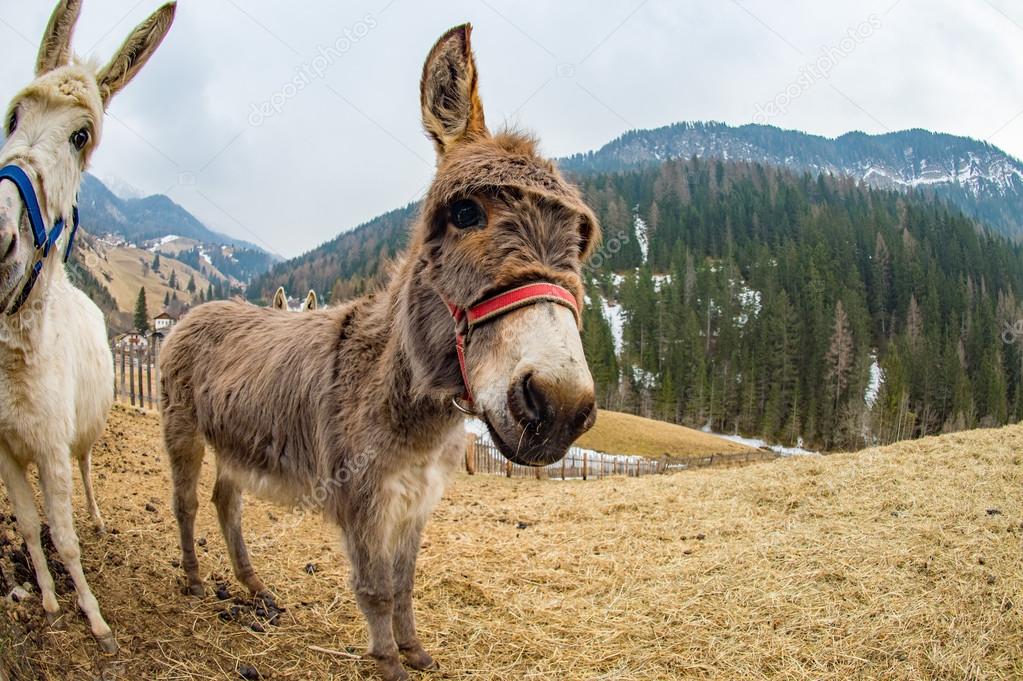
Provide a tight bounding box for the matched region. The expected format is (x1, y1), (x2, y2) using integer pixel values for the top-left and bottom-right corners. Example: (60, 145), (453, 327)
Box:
(79, 237), (229, 321)
(1, 409), (1020, 679)
(577, 409), (750, 458)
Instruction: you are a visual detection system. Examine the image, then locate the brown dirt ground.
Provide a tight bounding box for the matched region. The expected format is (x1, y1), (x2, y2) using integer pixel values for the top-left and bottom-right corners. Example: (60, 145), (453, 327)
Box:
(0, 405), (1021, 680)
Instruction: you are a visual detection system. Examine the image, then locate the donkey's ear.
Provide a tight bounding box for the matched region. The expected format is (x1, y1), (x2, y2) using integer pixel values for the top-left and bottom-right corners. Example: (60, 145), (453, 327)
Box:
(272, 287), (287, 311)
(36, 0), (83, 76)
(96, 2), (176, 105)
(420, 24), (489, 156)
(303, 290), (318, 311)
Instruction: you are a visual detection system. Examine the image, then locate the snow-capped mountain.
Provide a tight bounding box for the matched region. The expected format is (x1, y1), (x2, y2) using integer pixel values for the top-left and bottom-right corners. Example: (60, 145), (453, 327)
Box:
(561, 122), (1023, 238)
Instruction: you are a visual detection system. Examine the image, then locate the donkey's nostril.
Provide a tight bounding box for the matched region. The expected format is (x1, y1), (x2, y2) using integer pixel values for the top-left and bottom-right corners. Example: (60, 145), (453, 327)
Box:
(521, 373), (544, 422)
(509, 371), (551, 425)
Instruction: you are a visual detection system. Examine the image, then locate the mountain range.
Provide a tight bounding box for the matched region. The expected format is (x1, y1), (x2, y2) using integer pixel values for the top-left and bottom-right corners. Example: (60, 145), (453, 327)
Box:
(562, 122), (1023, 238)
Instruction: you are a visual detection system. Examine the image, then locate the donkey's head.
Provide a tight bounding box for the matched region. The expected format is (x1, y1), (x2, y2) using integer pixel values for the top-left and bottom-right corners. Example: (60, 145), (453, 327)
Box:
(0, 0), (175, 313)
(413, 25), (599, 466)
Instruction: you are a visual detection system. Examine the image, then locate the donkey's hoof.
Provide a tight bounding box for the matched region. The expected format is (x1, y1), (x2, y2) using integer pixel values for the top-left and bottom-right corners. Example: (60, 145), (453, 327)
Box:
(96, 633), (119, 654)
(401, 646), (438, 671)
(377, 661), (409, 681)
(185, 583), (205, 598)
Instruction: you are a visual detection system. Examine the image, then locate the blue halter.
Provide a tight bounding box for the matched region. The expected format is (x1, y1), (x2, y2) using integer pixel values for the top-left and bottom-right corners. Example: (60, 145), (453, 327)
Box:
(0, 163), (79, 315)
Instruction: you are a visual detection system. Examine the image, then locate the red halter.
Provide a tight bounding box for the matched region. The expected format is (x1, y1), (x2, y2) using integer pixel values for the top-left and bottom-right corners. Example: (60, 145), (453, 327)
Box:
(446, 282), (579, 411)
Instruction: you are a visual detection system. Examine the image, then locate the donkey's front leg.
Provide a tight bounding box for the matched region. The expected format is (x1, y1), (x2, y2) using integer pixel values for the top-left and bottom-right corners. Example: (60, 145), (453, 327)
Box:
(37, 450), (116, 653)
(392, 519), (436, 671)
(345, 529), (406, 681)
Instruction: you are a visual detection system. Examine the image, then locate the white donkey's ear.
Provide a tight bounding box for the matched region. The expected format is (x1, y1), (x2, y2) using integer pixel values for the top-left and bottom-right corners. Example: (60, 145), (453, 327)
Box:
(272, 287), (287, 311)
(302, 290), (318, 311)
(36, 0), (83, 76)
(97, 2), (176, 105)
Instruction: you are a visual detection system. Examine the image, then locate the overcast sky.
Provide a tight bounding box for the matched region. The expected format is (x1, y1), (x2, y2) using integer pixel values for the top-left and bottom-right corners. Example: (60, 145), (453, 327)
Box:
(0, 0), (1021, 258)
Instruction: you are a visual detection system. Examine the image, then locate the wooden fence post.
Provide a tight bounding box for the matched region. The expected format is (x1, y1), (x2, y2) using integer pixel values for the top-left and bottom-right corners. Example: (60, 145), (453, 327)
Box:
(128, 345), (136, 407)
(119, 342), (127, 400)
(137, 345), (145, 407)
(110, 341), (117, 401)
(561, 455), (566, 481)
(465, 434), (476, 475)
(505, 461), (512, 478)
(146, 342), (154, 408)
(582, 451), (588, 481)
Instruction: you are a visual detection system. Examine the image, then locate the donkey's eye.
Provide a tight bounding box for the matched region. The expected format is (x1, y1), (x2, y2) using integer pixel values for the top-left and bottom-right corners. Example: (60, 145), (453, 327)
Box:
(450, 199), (486, 230)
(70, 128), (90, 152)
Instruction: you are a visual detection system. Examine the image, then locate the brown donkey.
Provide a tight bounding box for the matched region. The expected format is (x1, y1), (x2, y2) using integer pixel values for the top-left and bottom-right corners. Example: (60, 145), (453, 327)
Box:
(159, 24), (598, 681)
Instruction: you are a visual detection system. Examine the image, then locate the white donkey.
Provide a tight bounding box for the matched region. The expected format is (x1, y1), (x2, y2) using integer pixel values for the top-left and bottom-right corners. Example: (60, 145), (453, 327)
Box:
(0, 0), (175, 653)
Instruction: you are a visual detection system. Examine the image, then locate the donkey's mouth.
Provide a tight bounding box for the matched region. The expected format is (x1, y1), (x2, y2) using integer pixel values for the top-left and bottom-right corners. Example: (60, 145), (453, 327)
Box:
(483, 415), (568, 468)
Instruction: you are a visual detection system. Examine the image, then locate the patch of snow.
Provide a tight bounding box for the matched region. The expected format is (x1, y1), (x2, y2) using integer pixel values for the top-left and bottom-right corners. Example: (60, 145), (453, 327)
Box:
(631, 366), (657, 390)
(633, 208), (649, 264)
(652, 273), (672, 292)
(149, 234), (180, 252)
(600, 298), (625, 357)
(197, 245), (213, 265)
(735, 286), (762, 327)
(701, 425), (819, 457)
(865, 351), (884, 408)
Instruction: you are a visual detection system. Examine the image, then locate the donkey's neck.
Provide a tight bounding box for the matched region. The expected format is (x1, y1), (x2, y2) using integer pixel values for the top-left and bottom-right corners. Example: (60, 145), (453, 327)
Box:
(0, 263), (67, 356)
(366, 253), (464, 446)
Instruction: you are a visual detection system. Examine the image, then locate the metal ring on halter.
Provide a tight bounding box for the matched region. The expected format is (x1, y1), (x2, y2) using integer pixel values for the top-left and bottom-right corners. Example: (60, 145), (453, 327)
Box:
(451, 397), (477, 416)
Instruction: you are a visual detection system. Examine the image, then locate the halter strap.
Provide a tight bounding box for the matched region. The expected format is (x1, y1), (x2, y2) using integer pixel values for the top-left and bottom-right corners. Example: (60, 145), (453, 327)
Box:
(0, 163), (80, 315)
(446, 282), (579, 411)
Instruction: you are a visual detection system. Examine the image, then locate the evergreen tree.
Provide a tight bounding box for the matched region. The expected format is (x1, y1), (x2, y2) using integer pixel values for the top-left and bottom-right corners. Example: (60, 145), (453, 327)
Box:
(134, 287), (149, 333)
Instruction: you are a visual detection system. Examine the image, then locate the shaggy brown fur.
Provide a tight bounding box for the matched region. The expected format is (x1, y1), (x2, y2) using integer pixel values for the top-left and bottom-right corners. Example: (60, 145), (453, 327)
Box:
(159, 24), (598, 681)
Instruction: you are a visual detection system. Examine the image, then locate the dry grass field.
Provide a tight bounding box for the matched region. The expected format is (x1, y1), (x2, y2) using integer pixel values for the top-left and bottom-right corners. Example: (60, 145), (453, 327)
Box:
(575, 410), (751, 459)
(1, 405), (1021, 680)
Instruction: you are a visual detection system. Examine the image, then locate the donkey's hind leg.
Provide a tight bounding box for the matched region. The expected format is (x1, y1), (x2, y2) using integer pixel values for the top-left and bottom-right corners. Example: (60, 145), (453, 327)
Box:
(77, 449), (105, 534)
(212, 475), (266, 596)
(0, 452), (60, 623)
(36, 451), (116, 653)
(163, 412), (206, 597)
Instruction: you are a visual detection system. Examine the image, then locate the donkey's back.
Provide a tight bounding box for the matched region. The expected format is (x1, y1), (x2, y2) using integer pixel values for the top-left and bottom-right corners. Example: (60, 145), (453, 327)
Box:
(159, 300), (363, 478)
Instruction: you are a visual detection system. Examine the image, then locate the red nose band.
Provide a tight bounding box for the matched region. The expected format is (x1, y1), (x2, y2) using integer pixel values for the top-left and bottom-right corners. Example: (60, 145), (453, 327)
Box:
(446, 282), (579, 408)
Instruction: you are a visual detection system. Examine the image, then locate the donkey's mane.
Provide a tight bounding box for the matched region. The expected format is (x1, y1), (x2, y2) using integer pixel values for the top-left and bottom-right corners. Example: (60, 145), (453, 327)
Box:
(9, 63), (103, 127)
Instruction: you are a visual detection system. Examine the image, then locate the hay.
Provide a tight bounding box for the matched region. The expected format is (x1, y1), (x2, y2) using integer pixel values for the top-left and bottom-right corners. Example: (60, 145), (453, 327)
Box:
(1, 404), (1021, 680)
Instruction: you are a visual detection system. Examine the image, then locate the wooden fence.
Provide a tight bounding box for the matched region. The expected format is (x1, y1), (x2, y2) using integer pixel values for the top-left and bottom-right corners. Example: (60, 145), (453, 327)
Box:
(111, 336), (162, 409)
(464, 434), (664, 480)
(463, 434), (779, 479)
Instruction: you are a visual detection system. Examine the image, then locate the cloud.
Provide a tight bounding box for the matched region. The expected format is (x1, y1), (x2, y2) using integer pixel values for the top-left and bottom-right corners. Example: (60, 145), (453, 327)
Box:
(0, 0), (1021, 257)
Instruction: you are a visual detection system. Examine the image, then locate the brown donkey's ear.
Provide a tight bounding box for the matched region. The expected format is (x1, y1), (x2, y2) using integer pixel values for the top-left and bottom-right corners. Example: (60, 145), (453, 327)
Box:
(420, 24), (489, 156)
(97, 2), (176, 105)
(36, 0), (83, 76)
(272, 287), (287, 311)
